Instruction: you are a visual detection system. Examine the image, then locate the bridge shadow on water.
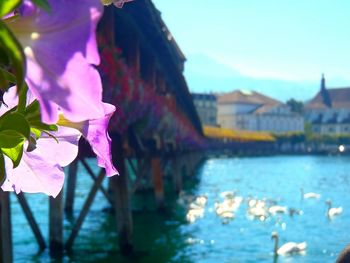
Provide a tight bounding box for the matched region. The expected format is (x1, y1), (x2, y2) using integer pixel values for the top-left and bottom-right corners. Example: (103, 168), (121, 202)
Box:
(45, 163), (202, 263)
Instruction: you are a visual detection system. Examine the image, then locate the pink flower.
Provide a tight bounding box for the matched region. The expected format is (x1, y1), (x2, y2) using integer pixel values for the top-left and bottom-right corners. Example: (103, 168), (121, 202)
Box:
(0, 87), (81, 197)
(1, 127), (80, 197)
(1, 86), (117, 196)
(6, 0), (105, 124)
(59, 103), (118, 177)
(82, 103), (118, 177)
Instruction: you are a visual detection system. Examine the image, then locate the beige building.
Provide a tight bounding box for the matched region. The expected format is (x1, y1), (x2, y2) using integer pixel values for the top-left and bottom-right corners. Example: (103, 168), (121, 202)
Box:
(217, 90), (304, 132)
(192, 93), (217, 126)
(304, 75), (350, 134)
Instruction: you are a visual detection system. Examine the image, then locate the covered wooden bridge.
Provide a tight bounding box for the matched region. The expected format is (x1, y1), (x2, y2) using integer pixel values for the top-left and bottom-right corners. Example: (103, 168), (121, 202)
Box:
(0, 1), (206, 261)
(203, 125), (276, 155)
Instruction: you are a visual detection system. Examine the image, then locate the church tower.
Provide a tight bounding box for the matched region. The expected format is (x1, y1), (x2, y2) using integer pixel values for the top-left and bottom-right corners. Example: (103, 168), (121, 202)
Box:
(320, 74), (331, 107)
(321, 73), (326, 91)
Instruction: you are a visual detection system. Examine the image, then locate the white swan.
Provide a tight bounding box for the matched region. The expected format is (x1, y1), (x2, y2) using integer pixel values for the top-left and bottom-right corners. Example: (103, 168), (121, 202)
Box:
(215, 195), (243, 216)
(194, 195), (208, 207)
(219, 211), (235, 219)
(300, 188), (321, 199)
(271, 232), (307, 256)
(248, 202), (268, 221)
(268, 205), (288, 215)
(326, 200), (343, 218)
(186, 207), (204, 223)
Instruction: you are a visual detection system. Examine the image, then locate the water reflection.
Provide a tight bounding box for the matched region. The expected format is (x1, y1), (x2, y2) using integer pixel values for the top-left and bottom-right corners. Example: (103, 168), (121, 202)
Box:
(175, 156), (350, 262)
(9, 156), (350, 262)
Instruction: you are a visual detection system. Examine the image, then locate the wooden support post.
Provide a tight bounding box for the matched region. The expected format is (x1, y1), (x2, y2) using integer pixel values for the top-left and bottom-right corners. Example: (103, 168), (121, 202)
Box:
(80, 159), (113, 206)
(16, 193), (46, 250)
(151, 158), (165, 210)
(137, 156), (153, 191)
(49, 191), (63, 258)
(172, 156), (182, 194)
(187, 152), (197, 176)
(65, 159), (78, 215)
(160, 157), (169, 177)
(186, 152), (193, 177)
(107, 178), (115, 209)
(179, 155), (188, 178)
(130, 159), (147, 194)
(0, 190), (12, 263)
(111, 133), (133, 255)
(127, 158), (138, 178)
(189, 153), (194, 176)
(65, 169), (105, 250)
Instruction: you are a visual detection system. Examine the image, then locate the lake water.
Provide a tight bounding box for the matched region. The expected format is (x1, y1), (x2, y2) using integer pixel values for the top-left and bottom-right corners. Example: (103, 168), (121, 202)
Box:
(10, 155), (350, 262)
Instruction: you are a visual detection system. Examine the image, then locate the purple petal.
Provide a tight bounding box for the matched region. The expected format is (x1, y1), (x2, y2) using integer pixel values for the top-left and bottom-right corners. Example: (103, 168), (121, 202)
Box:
(8, 0), (104, 123)
(26, 53), (104, 123)
(82, 103), (118, 177)
(1, 126), (80, 197)
(1, 86), (37, 113)
(18, 0), (36, 17)
(2, 154), (65, 197)
(38, 126), (81, 167)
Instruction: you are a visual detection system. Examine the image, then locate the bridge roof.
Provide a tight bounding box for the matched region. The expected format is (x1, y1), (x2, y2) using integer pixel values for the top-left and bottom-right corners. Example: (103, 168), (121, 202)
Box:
(118, 0), (203, 135)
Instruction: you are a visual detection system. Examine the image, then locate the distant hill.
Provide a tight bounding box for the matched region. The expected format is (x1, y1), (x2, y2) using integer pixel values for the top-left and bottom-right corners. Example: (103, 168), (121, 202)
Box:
(184, 54), (345, 103)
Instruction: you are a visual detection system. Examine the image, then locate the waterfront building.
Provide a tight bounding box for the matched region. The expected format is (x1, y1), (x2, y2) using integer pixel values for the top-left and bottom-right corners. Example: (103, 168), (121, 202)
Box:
(217, 90), (304, 132)
(304, 75), (350, 134)
(192, 93), (217, 126)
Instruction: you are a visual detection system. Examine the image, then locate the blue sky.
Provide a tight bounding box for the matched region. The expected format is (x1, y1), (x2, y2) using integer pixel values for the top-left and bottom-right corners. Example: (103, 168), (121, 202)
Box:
(152, 0), (350, 101)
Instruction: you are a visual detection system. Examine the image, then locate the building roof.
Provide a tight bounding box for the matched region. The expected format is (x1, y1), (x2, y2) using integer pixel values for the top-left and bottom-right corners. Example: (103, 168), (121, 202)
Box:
(217, 90), (281, 106)
(217, 90), (283, 114)
(306, 87), (350, 109)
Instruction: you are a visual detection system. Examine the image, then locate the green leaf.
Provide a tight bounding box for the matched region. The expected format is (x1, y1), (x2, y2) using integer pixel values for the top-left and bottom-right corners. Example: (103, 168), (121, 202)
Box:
(0, 130), (25, 168)
(0, 47), (10, 65)
(0, 68), (9, 92)
(0, 0), (21, 17)
(24, 101), (58, 132)
(30, 127), (41, 139)
(24, 100), (41, 117)
(1, 141), (24, 168)
(0, 20), (26, 90)
(0, 153), (5, 185)
(0, 112), (30, 139)
(0, 67), (16, 83)
(0, 130), (25, 148)
(31, 0), (51, 12)
(29, 121), (58, 132)
(17, 79), (28, 112)
(26, 135), (37, 152)
(24, 100), (42, 121)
